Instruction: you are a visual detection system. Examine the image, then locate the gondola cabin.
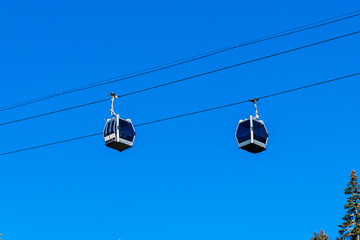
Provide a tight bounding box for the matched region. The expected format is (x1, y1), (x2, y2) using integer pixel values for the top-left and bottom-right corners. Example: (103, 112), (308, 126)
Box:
(235, 115), (268, 153)
(103, 114), (136, 152)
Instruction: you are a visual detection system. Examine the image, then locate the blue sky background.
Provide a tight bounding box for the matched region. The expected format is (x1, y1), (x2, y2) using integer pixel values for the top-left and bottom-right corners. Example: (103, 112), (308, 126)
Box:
(1, 1), (360, 239)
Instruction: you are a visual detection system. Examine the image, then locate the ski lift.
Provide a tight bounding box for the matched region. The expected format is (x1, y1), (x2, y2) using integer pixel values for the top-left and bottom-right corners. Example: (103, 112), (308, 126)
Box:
(103, 92), (136, 152)
(235, 99), (268, 153)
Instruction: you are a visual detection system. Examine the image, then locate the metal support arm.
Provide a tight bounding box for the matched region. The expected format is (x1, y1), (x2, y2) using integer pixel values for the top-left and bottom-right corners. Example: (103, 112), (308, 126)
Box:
(110, 92), (119, 117)
(250, 98), (260, 119)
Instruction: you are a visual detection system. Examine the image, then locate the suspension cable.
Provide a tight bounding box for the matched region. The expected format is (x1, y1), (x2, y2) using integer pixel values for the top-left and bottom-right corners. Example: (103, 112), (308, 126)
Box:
(1, 10), (360, 112)
(1, 30), (359, 127)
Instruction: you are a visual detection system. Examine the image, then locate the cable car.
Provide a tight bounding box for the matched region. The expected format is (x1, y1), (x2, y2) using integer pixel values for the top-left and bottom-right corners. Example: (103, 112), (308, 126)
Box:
(235, 99), (268, 153)
(235, 115), (268, 153)
(103, 92), (136, 152)
(103, 114), (135, 151)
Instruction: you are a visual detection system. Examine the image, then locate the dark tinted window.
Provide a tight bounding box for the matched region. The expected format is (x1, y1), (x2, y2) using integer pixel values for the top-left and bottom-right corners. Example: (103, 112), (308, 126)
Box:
(118, 119), (135, 142)
(106, 119), (115, 136)
(236, 120), (251, 143)
(103, 122), (108, 137)
(252, 120), (268, 144)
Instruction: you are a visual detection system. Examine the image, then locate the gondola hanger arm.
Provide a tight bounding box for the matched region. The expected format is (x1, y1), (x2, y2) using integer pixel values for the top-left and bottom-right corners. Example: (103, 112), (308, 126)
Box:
(250, 98), (260, 119)
(110, 92), (119, 117)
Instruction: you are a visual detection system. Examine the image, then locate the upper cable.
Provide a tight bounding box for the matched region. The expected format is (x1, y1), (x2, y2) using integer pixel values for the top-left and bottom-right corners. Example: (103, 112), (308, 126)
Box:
(1, 10), (360, 112)
(0, 29), (359, 127)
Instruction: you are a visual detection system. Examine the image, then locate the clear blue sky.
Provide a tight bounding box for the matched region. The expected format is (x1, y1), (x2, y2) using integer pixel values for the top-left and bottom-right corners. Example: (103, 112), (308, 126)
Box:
(1, 1), (360, 239)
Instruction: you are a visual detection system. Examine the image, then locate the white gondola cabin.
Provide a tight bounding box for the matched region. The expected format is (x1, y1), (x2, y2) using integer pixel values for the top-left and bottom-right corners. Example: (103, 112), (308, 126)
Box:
(235, 115), (268, 153)
(235, 99), (268, 153)
(103, 92), (136, 152)
(103, 114), (136, 152)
